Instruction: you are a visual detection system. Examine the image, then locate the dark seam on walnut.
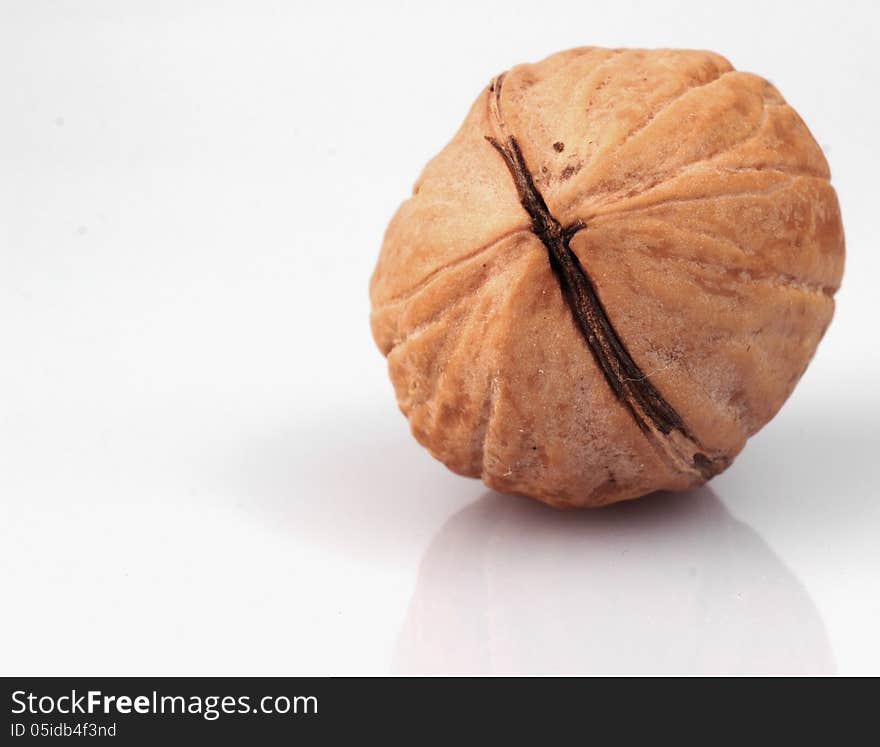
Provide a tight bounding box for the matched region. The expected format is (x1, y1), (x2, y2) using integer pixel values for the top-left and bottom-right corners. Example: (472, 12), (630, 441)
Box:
(485, 72), (727, 480)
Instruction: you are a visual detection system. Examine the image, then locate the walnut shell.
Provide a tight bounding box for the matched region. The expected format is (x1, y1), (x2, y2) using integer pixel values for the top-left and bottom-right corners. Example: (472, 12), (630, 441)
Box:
(369, 47), (844, 508)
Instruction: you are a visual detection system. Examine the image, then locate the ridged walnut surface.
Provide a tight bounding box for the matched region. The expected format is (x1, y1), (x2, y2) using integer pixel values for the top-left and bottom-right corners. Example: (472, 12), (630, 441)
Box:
(370, 47), (844, 508)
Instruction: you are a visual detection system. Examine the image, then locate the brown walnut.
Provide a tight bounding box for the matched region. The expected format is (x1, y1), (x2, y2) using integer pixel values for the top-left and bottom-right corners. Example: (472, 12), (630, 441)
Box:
(369, 47), (845, 508)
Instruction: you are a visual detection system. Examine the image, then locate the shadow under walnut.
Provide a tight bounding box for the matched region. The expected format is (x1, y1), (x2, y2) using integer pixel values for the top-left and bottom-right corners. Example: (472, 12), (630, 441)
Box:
(369, 46), (844, 509)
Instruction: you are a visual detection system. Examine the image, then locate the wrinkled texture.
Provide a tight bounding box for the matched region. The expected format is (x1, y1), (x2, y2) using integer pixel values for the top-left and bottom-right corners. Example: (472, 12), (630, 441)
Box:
(370, 47), (844, 508)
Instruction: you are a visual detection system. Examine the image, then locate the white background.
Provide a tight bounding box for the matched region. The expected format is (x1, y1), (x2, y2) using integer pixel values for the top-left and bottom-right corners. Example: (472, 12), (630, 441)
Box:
(1, 0), (878, 675)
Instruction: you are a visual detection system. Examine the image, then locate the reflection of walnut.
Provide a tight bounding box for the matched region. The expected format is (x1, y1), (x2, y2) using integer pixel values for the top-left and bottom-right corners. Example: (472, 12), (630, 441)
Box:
(369, 47), (845, 508)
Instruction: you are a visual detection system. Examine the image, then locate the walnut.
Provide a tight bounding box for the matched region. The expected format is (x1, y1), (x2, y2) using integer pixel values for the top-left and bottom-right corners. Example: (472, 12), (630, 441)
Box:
(369, 47), (844, 508)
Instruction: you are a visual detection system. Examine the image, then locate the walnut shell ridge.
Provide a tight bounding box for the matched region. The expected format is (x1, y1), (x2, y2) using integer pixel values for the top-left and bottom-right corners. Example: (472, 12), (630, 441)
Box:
(369, 47), (844, 508)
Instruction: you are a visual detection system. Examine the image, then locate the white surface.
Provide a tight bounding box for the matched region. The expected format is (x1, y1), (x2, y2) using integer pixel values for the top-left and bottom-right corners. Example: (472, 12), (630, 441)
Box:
(1, 0), (878, 675)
